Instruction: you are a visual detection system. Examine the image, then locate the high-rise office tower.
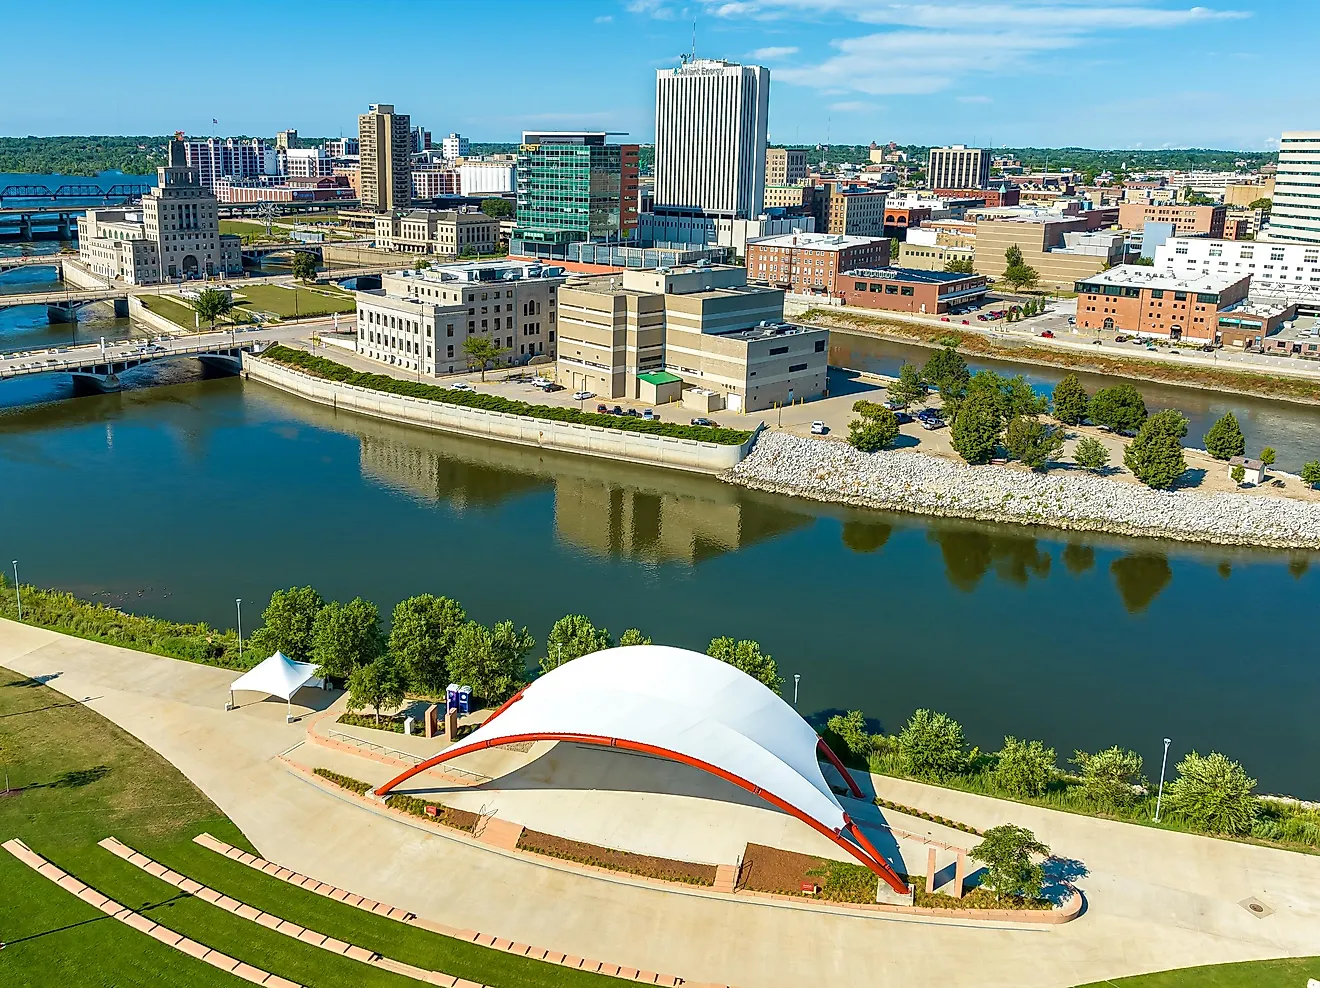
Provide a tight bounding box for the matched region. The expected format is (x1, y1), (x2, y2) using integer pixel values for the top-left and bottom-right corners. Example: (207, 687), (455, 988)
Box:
(513, 132), (639, 258)
(1265, 131), (1320, 245)
(358, 103), (412, 213)
(654, 59), (769, 219)
(927, 146), (990, 190)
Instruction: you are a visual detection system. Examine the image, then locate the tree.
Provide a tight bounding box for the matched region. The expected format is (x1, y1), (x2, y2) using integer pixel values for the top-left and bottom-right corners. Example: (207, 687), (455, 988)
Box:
(1073, 436), (1110, 472)
(1133, 256), (1155, 267)
(847, 405), (899, 452)
(192, 288), (233, 332)
(888, 237), (901, 263)
(413, 258), (430, 271)
(991, 737), (1057, 799)
(461, 336), (504, 381)
(944, 256), (975, 274)
(1230, 464), (1246, 486)
(1001, 245), (1040, 292)
(1259, 447), (1276, 470)
(1003, 415), (1064, 471)
(346, 654), (406, 725)
(1005, 245), (1024, 268)
(1050, 374), (1089, 425)
(1202, 411), (1245, 460)
(290, 251), (318, 283)
(950, 389), (1002, 464)
(825, 710), (873, 764)
(311, 597), (384, 682)
(541, 614), (612, 674)
(247, 586), (324, 663)
(459, 244), (479, 258)
(1124, 409), (1188, 489)
(1247, 197), (1272, 211)
(707, 637), (783, 692)
(387, 594), (466, 695)
(971, 825), (1050, 902)
(923, 346), (969, 398)
(446, 619), (534, 704)
(481, 197), (514, 218)
(1088, 383), (1147, 433)
(617, 628), (651, 647)
(896, 709), (965, 778)
(1071, 747), (1145, 809)
(887, 363), (927, 408)
(1302, 461), (1320, 488)
(1163, 751), (1258, 835)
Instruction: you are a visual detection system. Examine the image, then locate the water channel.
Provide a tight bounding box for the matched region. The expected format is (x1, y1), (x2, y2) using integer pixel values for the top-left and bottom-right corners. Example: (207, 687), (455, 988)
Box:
(1, 370), (1317, 797)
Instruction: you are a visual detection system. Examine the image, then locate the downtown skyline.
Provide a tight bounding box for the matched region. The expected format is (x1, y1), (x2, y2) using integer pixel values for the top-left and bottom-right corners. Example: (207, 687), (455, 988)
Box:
(1, 0), (1314, 150)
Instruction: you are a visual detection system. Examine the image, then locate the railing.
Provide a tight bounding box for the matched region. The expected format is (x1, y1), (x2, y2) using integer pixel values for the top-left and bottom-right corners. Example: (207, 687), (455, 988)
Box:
(0, 339), (265, 380)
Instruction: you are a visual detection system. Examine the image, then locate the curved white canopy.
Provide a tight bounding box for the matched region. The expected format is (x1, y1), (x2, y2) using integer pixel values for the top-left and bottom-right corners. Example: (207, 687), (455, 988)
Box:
(229, 651), (321, 702)
(451, 644), (848, 833)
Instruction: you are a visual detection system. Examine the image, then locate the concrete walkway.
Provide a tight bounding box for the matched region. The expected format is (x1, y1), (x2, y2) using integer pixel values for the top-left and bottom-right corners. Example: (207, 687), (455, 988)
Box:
(3, 620), (1318, 988)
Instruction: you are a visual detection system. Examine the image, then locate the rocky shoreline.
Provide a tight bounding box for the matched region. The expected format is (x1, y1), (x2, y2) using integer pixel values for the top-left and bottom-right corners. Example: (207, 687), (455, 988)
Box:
(727, 431), (1320, 550)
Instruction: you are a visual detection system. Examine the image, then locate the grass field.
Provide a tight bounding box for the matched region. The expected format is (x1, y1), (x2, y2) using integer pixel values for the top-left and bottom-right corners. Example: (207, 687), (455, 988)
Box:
(1073, 957), (1320, 987)
(0, 668), (612, 987)
(138, 293), (198, 329)
(219, 219), (280, 239)
(234, 282), (356, 320)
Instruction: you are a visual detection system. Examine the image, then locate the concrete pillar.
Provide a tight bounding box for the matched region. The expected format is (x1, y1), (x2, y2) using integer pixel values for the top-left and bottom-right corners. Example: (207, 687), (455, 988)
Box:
(953, 850), (968, 899)
(925, 846), (938, 896)
(423, 703), (438, 739)
(445, 706), (458, 740)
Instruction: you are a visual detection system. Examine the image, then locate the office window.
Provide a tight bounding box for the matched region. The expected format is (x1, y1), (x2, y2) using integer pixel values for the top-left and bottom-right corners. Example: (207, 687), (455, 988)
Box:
(788, 363), (808, 372)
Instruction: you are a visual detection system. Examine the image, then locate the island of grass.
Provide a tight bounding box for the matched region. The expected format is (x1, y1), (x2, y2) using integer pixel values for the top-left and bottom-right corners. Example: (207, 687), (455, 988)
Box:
(261, 344), (754, 445)
(1072, 957), (1320, 987)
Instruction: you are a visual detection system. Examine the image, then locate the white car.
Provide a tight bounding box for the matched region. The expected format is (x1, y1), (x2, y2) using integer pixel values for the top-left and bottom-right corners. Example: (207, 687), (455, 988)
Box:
(450, 382), (474, 392)
(810, 421), (828, 435)
(572, 390), (595, 401)
(531, 376), (551, 388)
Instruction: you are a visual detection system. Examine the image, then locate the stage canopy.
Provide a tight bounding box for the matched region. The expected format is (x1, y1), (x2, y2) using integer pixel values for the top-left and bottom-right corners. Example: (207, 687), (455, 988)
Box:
(229, 651), (321, 709)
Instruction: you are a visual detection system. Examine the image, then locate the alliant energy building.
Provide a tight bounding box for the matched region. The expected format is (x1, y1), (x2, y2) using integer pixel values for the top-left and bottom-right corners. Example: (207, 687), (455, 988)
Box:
(555, 264), (827, 412)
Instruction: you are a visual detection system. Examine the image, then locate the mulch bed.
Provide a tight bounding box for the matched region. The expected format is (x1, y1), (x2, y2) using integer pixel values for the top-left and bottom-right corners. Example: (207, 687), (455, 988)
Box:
(385, 794), (480, 832)
(516, 829), (717, 886)
(337, 712), (407, 733)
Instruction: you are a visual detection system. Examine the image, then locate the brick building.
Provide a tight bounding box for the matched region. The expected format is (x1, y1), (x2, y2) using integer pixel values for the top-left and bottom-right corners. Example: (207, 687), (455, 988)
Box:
(837, 267), (989, 314)
(1117, 202), (1226, 238)
(1074, 266), (1250, 342)
(935, 186), (1020, 208)
(746, 232), (890, 296)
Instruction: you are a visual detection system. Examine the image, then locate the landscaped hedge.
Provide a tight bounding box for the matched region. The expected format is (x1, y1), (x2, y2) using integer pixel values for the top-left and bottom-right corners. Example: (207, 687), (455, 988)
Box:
(312, 768), (372, 796)
(261, 345), (753, 446)
(875, 797), (983, 836)
(516, 828), (716, 886)
(385, 793), (480, 832)
(337, 711), (406, 734)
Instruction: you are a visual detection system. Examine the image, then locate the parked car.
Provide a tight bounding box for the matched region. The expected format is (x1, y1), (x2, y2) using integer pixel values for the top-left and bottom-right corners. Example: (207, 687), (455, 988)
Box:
(920, 417), (945, 430)
(1200, 345), (1215, 352)
(1091, 338), (1103, 345)
(893, 412), (913, 425)
(691, 417), (718, 427)
(810, 420), (828, 435)
(624, 408), (641, 417)
(916, 408), (940, 421)
(531, 376), (551, 387)
(451, 382), (474, 392)
(1040, 330), (1055, 339)
(572, 390), (595, 401)
(543, 383), (565, 392)
(613, 405), (624, 415)
(597, 404), (609, 414)
(642, 408), (658, 420)
(1115, 335), (1129, 343)
(882, 399), (905, 411)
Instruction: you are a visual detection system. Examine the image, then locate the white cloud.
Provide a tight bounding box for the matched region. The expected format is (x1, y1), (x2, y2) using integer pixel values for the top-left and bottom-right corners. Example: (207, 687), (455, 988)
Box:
(628, 0), (681, 19)
(958, 95), (993, 104)
(829, 100), (881, 113)
(752, 45), (799, 58)
(595, 14), (614, 22)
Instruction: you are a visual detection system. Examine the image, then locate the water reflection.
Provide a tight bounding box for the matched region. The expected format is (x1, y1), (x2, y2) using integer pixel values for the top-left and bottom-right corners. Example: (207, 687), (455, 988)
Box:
(841, 519), (893, 554)
(1062, 542), (1096, 576)
(928, 527), (1052, 591)
(1110, 553), (1173, 614)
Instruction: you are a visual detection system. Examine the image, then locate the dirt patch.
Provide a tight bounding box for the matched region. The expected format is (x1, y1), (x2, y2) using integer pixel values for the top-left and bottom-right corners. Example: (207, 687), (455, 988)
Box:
(516, 829), (716, 886)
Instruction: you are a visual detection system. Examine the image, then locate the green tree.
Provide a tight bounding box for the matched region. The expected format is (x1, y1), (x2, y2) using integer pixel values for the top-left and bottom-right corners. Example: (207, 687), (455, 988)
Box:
(888, 237), (901, 262)
(311, 597), (384, 682)
(1202, 411), (1246, 460)
(825, 710), (872, 764)
(1088, 384), (1148, 433)
(1124, 409), (1188, 489)
(707, 637), (783, 692)
(1133, 256), (1155, 267)
(991, 737), (1057, 798)
(1050, 374), (1089, 425)
(944, 256), (975, 274)
(446, 619), (534, 704)
(923, 346), (969, 398)
(247, 586), (325, 663)
(459, 244), (479, 258)
(290, 251), (318, 283)
(847, 406), (899, 452)
(346, 654), (406, 724)
(1004, 415), (1064, 471)
(1005, 245), (1024, 268)
(896, 709), (965, 779)
(1164, 751), (1258, 835)
(387, 594), (466, 695)
(1302, 461), (1320, 488)
(1259, 447), (1276, 470)
(192, 288), (233, 332)
(541, 614), (612, 674)
(1073, 436), (1111, 472)
(413, 258), (430, 271)
(617, 628), (651, 647)
(971, 825), (1050, 902)
(950, 389), (1002, 464)
(1071, 747), (1145, 809)
(1247, 196), (1272, 211)
(887, 363), (927, 407)
(1231, 464), (1246, 486)
(461, 336), (504, 381)
(480, 197), (514, 218)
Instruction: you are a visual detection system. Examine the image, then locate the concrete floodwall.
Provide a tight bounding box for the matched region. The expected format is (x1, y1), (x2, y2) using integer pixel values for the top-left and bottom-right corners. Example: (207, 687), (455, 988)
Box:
(59, 259), (110, 290)
(243, 354), (756, 475)
(128, 295), (187, 336)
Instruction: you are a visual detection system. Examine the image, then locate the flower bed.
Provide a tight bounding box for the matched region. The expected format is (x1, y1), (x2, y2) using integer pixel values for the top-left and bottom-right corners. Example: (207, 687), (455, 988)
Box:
(515, 828), (716, 886)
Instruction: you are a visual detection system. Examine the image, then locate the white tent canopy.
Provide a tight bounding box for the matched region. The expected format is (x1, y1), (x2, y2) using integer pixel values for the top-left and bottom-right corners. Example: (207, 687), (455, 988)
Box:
(228, 651), (322, 715)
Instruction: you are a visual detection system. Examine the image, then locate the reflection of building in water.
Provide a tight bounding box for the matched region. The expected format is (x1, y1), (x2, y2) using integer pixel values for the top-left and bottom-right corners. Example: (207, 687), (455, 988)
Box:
(358, 433), (547, 512)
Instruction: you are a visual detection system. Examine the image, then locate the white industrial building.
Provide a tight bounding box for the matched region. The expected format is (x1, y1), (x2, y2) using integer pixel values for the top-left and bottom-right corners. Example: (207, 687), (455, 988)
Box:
(1155, 236), (1320, 311)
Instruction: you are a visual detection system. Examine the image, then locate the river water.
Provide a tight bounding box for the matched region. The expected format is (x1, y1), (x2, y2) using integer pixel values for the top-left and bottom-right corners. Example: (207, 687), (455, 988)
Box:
(1, 371), (1317, 797)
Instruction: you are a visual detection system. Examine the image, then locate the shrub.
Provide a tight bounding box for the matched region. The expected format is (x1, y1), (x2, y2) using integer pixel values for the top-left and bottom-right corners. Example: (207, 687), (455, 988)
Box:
(971, 825), (1050, 902)
(261, 345), (752, 445)
(1164, 751), (1258, 835)
(1303, 461), (1320, 488)
(824, 710), (872, 764)
(1073, 436), (1110, 472)
(847, 407), (899, 452)
(1003, 415), (1064, 471)
(1071, 746), (1145, 809)
(312, 768), (372, 796)
(1202, 411), (1246, 460)
(991, 737), (1056, 799)
(896, 709), (965, 778)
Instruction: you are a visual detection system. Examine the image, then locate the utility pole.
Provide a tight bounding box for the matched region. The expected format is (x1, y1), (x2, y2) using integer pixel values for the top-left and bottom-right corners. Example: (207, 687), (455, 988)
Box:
(10, 561), (20, 621)
(1154, 737), (1172, 822)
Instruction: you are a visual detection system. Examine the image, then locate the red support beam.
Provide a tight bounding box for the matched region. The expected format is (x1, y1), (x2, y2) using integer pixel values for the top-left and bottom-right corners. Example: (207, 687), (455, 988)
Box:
(816, 737), (864, 799)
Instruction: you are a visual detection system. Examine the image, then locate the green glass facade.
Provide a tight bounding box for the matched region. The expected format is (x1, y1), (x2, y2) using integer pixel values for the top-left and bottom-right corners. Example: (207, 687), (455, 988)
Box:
(514, 139), (624, 246)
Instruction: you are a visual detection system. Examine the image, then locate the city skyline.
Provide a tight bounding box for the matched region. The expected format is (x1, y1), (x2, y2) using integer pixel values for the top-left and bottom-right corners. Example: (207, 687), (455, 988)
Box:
(2, 0), (1312, 150)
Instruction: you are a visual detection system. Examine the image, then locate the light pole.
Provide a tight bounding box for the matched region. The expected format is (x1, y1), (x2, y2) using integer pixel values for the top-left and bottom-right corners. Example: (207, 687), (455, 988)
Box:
(10, 560), (20, 621)
(793, 674), (801, 707)
(1154, 737), (1172, 822)
(236, 598), (243, 664)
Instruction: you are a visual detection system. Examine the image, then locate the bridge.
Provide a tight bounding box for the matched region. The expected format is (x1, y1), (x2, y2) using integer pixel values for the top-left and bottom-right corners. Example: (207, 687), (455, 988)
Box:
(0, 183), (153, 205)
(0, 253), (71, 274)
(0, 286), (129, 321)
(241, 242), (322, 264)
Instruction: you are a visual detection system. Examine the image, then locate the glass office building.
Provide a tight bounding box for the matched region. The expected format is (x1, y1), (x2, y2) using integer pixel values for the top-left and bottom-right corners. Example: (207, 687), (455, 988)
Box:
(512, 132), (638, 259)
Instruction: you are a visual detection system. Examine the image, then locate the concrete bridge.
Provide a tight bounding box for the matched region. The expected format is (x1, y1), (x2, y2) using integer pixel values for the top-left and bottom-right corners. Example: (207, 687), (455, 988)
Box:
(0, 253), (70, 275)
(241, 242), (322, 265)
(0, 286), (129, 321)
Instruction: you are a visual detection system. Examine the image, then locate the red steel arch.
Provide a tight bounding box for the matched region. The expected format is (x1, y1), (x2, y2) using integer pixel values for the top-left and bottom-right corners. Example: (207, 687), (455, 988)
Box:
(373, 731), (909, 895)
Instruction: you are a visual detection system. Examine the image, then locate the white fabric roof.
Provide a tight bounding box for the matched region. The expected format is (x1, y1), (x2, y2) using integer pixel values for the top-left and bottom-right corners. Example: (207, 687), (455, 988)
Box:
(230, 651), (320, 701)
(458, 645), (847, 833)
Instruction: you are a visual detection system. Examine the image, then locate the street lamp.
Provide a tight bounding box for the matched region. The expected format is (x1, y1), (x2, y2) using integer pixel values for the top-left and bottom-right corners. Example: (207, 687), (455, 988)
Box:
(793, 674), (801, 707)
(1154, 737), (1172, 822)
(11, 560), (20, 621)
(236, 598), (243, 664)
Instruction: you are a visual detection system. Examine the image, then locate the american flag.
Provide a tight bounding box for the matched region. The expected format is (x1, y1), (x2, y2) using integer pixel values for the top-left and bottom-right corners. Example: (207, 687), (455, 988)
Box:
(212, 118), (218, 124)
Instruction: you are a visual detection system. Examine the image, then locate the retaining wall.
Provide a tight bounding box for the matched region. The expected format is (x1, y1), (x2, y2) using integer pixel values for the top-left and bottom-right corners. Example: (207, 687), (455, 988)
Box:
(243, 353), (756, 475)
(128, 295), (186, 336)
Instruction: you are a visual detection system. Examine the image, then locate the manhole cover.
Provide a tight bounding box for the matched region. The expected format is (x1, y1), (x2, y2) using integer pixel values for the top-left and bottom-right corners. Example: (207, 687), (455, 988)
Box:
(1238, 896), (1273, 918)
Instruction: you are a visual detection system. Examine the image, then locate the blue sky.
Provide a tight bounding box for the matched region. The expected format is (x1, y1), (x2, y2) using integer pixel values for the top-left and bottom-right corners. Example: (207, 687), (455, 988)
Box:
(3, 0), (1311, 149)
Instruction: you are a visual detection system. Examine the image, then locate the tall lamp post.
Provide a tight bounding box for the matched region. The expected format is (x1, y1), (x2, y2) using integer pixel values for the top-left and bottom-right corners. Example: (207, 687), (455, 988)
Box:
(793, 673), (801, 707)
(1154, 737), (1172, 822)
(11, 560), (20, 621)
(236, 598), (243, 664)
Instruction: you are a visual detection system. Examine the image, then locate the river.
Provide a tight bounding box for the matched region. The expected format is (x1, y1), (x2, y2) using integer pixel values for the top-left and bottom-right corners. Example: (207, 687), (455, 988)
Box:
(1, 372), (1316, 798)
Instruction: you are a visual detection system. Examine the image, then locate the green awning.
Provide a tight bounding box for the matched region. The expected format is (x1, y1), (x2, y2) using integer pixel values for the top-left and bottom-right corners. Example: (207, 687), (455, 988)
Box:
(638, 371), (682, 385)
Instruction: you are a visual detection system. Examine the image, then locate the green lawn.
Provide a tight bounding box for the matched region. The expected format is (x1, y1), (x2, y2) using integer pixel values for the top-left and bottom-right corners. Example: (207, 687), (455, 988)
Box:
(219, 219), (282, 239)
(235, 283), (356, 320)
(139, 294), (199, 329)
(1074, 957), (1320, 987)
(0, 668), (613, 987)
